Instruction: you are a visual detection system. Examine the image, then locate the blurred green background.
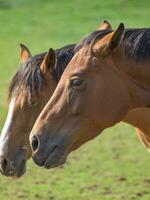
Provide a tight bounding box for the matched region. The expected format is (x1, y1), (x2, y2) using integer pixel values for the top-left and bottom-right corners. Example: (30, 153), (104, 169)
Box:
(0, 0), (150, 199)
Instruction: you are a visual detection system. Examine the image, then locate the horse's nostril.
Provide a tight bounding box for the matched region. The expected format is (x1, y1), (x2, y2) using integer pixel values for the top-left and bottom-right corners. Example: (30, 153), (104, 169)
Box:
(31, 136), (40, 152)
(0, 158), (8, 172)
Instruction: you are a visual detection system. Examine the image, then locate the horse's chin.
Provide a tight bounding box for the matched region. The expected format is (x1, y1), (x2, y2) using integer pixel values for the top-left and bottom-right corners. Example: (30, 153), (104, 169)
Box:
(44, 153), (67, 169)
(43, 140), (82, 169)
(11, 160), (27, 179)
(32, 145), (68, 169)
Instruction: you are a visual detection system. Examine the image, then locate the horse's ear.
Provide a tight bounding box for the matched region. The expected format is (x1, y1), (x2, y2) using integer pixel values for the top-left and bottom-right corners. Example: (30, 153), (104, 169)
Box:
(40, 48), (56, 75)
(93, 23), (125, 57)
(20, 43), (32, 63)
(98, 20), (112, 30)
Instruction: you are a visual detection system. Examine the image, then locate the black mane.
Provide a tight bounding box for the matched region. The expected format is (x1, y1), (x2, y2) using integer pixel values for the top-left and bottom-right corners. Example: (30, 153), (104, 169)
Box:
(124, 29), (150, 61)
(8, 28), (150, 102)
(8, 52), (46, 102)
(53, 44), (75, 81)
(8, 44), (75, 102)
(75, 28), (150, 61)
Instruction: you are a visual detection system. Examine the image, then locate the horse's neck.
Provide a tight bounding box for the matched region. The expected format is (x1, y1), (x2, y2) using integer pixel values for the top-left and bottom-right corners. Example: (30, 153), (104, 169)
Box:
(114, 50), (150, 109)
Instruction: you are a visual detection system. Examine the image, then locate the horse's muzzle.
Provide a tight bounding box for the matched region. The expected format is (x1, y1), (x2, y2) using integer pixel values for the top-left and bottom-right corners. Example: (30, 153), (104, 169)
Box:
(0, 151), (27, 178)
(30, 134), (67, 168)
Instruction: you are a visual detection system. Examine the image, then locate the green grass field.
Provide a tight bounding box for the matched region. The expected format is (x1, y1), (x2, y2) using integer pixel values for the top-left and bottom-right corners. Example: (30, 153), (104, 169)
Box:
(0, 0), (150, 199)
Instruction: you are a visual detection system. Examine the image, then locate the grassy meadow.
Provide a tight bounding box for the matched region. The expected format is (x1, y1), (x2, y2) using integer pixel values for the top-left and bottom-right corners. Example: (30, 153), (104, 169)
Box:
(0, 0), (150, 199)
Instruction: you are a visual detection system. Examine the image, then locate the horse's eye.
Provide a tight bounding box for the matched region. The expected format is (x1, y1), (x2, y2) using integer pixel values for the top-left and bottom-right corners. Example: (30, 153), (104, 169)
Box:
(29, 100), (37, 107)
(70, 78), (84, 88)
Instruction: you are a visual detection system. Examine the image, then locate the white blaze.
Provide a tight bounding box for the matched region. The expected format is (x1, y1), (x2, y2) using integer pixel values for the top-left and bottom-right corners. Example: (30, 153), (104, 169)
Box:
(0, 98), (16, 155)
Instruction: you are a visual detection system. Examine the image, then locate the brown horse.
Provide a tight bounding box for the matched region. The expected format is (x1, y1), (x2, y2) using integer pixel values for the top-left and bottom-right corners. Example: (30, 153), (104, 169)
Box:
(30, 23), (150, 169)
(1, 20), (149, 176)
(0, 20), (111, 177)
(0, 44), (75, 177)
